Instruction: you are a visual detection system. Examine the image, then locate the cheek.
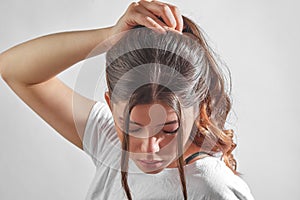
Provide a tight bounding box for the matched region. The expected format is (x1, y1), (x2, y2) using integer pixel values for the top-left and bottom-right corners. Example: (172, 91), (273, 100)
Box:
(159, 135), (177, 148)
(128, 136), (139, 152)
(159, 135), (178, 156)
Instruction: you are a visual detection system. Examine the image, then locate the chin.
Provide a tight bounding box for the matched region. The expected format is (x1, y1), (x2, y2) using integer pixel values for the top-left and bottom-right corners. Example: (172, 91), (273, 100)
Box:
(138, 165), (165, 174)
(133, 159), (169, 174)
(144, 169), (164, 174)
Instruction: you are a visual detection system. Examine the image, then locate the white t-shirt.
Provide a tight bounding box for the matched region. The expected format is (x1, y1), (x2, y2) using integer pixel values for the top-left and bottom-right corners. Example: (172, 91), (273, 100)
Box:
(83, 102), (255, 200)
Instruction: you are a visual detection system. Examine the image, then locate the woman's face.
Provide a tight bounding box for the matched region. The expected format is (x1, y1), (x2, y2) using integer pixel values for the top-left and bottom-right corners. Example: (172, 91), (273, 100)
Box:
(111, 101), (195, 174)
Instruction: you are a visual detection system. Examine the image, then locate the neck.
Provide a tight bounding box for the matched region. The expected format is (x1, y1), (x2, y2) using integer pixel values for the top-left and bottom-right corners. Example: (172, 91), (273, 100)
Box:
(166, 142), (202, 168)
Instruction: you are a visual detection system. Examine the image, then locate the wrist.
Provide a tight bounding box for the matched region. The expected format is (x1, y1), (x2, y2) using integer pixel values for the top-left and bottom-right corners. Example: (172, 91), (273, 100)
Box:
(86, 26), (115, 56)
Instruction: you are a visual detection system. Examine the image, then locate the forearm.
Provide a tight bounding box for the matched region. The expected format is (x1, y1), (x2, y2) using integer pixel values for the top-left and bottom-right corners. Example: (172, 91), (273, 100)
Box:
(0, 26), (112, 85)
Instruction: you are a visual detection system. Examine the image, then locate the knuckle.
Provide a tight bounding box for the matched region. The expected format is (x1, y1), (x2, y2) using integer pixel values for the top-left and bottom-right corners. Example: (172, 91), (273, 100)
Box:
(137, 13), (149, 23)
(129, 2), (139, 8)
(142, 15), (150, 22)
(172, 6), (179, 13)
(161, 4), (170, 13)
(135, 12), (144, 19)
(145, 16), (157, 26)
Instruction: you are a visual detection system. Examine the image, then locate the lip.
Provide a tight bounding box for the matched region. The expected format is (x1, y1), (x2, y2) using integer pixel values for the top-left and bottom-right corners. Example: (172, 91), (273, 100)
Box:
(138, 159), (164, 168)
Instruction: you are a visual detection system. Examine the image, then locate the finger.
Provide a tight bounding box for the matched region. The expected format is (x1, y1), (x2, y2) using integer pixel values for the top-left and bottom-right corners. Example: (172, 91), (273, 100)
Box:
(132, 11), (167, 33)
(165, 3), (183, 32)
(140, 0), (183, 32)
(125, 2), (166, 33)
(136, 5), (170, 29)
(138, 0), (177, 29)
(148, 1), (183, 32)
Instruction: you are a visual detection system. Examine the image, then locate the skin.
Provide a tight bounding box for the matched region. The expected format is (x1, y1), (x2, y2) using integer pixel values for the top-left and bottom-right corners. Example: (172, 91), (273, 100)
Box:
(0, 0), (183, 150)
(105, 93), (204, 174)
(1, 0), (206, 174)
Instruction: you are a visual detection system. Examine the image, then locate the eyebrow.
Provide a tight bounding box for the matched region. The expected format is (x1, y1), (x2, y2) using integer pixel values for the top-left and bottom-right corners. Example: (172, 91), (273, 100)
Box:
(118, 117), (178, 127)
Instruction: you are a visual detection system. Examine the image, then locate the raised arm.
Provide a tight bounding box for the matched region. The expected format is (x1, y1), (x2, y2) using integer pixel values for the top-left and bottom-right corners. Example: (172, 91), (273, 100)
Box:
(0, 0), (183, 150)
(0, 28), (112, 85)
(0, 28), (111, 149)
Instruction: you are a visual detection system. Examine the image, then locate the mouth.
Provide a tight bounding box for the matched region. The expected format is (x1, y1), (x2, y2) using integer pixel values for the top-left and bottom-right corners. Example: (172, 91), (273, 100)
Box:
(137, 159), (164, 168)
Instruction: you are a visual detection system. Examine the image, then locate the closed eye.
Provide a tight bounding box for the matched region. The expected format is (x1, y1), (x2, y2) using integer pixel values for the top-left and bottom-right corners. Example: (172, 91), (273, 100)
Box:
(128, 128), (142, 133)
(163, 127), (179, 134)
(128, 127), (179, 134)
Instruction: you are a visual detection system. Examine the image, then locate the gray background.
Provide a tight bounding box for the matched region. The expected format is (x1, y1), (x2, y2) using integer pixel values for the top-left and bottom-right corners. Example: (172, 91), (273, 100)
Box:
(0, 0), (299, 199)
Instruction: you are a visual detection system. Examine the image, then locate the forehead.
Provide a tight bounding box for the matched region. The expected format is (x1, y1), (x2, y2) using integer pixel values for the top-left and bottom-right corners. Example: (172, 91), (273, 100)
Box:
(113, 102), (176, 116)
(112, 102), (177, 125)
(131, 103), (175, 115)
(132, 103), (177, 124)
(112, 102), (196, 124)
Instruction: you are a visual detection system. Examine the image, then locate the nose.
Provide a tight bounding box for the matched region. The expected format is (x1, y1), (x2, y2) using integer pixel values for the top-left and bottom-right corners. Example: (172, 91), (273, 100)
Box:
(141, 136), (160, 153)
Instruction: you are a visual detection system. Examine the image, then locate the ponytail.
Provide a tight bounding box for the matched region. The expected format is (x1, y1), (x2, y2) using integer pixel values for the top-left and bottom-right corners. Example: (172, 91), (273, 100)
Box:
(182, 16), (239, 174)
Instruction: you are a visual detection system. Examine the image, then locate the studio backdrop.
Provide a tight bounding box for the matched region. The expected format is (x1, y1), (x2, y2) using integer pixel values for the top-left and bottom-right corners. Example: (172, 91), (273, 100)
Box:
(0, 0), (299, 199)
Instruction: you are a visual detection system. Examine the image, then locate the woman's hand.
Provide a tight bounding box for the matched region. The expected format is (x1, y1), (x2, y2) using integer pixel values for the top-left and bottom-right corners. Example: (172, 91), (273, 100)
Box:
(110, 0), (183, 42)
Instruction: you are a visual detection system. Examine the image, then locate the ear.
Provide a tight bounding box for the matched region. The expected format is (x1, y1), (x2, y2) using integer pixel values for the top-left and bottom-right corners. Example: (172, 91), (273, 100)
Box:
(104, 91), (112, 111)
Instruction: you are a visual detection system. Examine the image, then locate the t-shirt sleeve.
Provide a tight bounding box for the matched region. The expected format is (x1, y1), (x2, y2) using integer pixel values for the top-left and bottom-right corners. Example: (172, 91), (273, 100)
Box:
(191, 157), (255, 200)
(82, 101), (120, 167)
(220, 173), (255, 200)
(202, 157), (255, 200)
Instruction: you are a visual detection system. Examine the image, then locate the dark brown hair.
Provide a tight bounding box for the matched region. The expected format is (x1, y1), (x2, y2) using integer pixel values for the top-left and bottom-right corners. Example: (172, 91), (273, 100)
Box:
(105, 16), (238, 200)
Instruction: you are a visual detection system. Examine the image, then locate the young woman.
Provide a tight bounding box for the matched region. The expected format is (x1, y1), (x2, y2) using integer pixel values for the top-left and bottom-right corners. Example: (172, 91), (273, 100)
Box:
(0, 1), (254, 199)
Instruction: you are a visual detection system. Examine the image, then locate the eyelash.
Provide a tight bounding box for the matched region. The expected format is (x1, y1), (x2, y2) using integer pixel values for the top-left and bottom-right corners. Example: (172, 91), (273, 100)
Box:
(128, 127), (179, 135)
